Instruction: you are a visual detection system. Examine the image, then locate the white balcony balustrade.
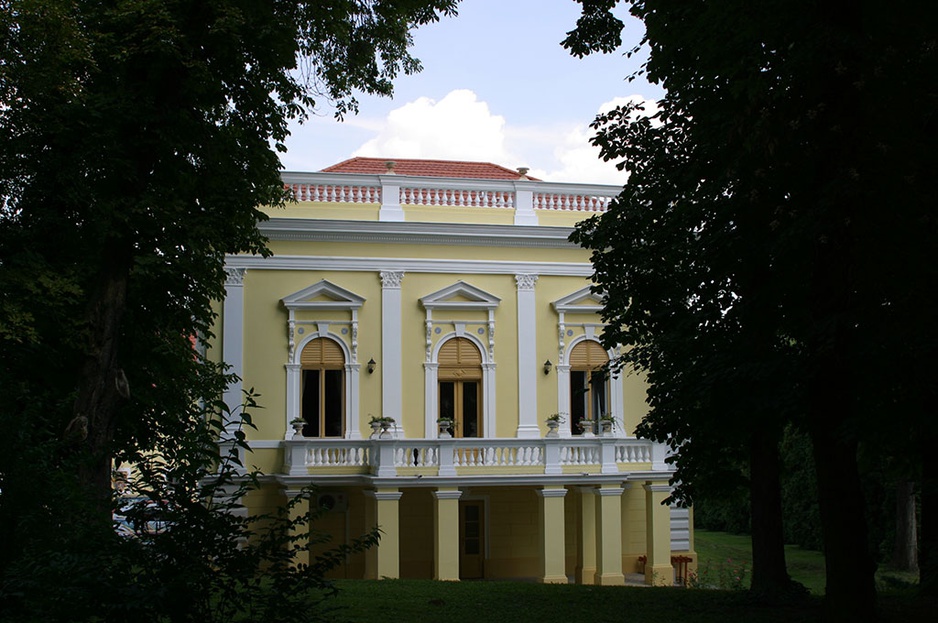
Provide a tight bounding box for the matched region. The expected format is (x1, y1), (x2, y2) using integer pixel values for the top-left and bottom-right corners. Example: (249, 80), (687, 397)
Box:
(281, 172), (619, 226)
(281, 436), (670, 478)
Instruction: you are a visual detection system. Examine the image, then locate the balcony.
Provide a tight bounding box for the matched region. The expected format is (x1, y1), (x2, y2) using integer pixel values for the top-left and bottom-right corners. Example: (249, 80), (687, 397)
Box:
(281, 436), (671, 482)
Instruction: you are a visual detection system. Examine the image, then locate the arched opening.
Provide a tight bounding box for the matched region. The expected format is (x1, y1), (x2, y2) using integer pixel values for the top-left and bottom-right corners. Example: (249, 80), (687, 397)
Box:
(438, 337), (483, 438)
(569, 340), (609, 435)
(300, 337), (345, 437)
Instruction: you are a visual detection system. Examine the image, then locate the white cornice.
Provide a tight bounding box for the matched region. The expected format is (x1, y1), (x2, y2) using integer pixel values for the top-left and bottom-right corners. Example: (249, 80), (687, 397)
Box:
(226, 254), (594, 277)
(259, 218), (579, 249)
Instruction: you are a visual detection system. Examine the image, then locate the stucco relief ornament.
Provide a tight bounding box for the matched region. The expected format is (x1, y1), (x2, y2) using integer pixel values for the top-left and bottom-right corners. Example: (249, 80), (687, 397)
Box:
(288, 319), (296, 360)
(514, 273), (538, 290)
(425, 320), (433, 361)
(379, 270), (404, 289)
(225, 267), (246, 286)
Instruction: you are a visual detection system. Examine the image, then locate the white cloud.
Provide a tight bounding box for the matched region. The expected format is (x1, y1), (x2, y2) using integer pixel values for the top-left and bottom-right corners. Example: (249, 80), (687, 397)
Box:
(353, 89), (514, 164)
(535, 95), (659, 185)
(347, 90), (660, 186)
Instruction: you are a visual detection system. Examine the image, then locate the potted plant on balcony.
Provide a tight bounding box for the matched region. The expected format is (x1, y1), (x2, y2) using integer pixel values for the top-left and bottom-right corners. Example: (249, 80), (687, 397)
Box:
(437, 417), (454, 439)
(578, 418), (595, 437)
(367, 414), (384, 439)
(290, 417), (305, 439)
(369, 415), (395, 439)
(599, 414), (616, 437)
(545, 413), (566, 438)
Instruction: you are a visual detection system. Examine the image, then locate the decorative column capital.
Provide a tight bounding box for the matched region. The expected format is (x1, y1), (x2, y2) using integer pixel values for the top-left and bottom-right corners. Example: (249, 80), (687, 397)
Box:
(432, 489), (463, 501)
(536, 487), (568, 499)
(380, 270), (405, 289)
(514, 273), (538, 290)
(225, 267), (246, 286)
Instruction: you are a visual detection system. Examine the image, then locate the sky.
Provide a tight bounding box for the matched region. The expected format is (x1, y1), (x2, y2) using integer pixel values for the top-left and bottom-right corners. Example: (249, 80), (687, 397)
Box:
(280, 0), (663, 185)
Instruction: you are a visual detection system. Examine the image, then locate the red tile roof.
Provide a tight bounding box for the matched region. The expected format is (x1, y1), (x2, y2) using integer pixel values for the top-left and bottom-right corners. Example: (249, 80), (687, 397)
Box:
(322, 157), (540, 181)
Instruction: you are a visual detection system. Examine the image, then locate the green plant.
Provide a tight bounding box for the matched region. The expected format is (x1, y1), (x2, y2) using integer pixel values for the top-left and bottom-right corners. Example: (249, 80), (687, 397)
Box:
(546, 413), (567, 424)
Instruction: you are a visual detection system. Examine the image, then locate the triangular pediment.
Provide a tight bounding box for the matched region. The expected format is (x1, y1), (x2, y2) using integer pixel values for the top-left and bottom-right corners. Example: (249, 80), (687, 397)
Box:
(282, 280), (365, 311)
(552, 286), (605, 314)
(420, 281), (500, 311)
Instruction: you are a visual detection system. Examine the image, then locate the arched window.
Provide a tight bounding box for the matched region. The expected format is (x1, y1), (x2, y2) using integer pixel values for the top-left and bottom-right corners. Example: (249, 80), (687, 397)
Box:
(569, 340), (609, 434)
(300, 337), (345, 438)
(438, 337), (483, 438)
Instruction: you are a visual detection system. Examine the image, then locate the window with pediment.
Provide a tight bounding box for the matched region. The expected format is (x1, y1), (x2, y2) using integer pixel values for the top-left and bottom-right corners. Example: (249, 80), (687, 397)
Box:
(282, 280), (364, 439)
(420, 281), (499, 438)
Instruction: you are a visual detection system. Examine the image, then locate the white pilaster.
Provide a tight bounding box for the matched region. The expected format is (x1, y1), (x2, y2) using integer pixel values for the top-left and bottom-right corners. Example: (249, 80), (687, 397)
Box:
(515, 273), (539, 438)
(380, 271), (405, 436)
(222, 267), (245, 428)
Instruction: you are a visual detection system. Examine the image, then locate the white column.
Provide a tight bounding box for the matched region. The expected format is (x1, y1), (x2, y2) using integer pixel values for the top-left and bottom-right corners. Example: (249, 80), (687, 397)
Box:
(515, 274), (540, 438)
(380, 271), (405, 436)
(222, 267), (245, 429)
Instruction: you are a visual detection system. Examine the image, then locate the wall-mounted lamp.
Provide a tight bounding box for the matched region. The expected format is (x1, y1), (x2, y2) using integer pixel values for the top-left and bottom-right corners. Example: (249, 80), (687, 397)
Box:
(543, 359), (553, 375)
(367, 358), (376, 374)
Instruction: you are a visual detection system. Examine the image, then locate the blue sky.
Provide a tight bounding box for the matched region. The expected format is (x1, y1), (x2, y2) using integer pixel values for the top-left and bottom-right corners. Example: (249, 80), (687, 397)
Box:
(281, 0), (662, 184)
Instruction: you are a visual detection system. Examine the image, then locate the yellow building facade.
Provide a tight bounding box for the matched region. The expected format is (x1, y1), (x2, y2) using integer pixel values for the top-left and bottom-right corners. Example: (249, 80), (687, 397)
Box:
(218, 158), (694, 584)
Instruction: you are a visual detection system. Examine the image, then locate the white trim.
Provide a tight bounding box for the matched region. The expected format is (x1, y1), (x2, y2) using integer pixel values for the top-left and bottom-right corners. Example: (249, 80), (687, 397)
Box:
(226, 253), (593, 277)
(420, 281), (501, 311)
(260, 218), (577, 248)
(552, 285), (605, 314)
(282, 279), (365, 311)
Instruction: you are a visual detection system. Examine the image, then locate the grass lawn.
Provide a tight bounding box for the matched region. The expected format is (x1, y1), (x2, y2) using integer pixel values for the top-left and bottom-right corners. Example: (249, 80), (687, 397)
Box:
(330, 578), (827, 623)
(694, 529), (920, 596)
(327, 531), (928, 622)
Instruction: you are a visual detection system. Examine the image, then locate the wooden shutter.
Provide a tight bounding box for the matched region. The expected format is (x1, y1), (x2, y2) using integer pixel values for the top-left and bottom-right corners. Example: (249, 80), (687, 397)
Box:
(438, 337), (482, 379)
(569, 340), (608, 369)
(301, 338), (345, 368)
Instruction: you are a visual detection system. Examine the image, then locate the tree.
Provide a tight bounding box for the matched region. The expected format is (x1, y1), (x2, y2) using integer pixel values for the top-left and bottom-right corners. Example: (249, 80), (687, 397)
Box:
(0, 0), (457, 617)
(565, 0), (938, 618)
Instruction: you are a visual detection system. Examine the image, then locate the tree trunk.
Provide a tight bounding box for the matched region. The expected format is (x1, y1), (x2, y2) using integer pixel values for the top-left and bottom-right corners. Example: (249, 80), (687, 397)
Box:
(748, 427), (795, 600)
(809, 376), (877, 621)
(70, 262), (129, 519)
(891, 480), (918, 572)
(921, 434), (938, 596)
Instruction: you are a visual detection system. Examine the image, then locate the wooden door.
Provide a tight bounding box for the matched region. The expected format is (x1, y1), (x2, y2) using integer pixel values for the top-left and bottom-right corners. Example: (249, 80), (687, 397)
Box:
(459, 500), (484, 579)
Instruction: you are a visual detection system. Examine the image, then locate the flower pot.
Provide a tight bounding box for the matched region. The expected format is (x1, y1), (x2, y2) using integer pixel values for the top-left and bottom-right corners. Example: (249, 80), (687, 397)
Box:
(546, 420), (560, 438)
(599, 419), (614, 437)
(578, 419), (595, 437)
(438, 421), (452, 439)
(369, 421), (382, 439)
(291, 421), (305, 439)
(379, 422), (393, 439)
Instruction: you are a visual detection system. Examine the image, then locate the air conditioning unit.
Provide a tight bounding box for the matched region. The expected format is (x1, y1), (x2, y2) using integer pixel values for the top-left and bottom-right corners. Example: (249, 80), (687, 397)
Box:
(316, 492), (348, 513)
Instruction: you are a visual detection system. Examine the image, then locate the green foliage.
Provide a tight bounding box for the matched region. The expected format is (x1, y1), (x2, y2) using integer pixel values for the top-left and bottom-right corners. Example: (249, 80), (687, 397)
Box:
(687, 558), (749, 591)
(565, 0), (938, 611)
(1, 400), (380, 623)
(0, 1), (455, 620)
